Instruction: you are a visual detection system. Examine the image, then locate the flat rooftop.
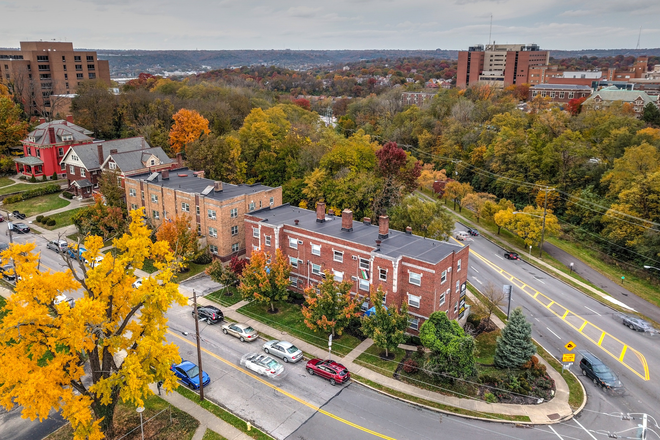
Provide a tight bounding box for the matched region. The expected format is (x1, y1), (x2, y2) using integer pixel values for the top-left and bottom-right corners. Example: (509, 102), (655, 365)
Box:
(251, 204), (464, 264)
(129, 168), (275, 203)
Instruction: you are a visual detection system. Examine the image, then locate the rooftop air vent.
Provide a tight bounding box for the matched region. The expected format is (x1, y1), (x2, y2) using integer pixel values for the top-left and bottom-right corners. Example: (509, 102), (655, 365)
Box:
(201, 185), (214, 196)
(146, 172), (159, 182)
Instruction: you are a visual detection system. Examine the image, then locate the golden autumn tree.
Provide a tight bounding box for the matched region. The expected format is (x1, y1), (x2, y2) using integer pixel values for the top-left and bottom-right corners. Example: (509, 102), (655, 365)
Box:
(169, 108), (210, 154)
(155, 214), (199, 269)
(238, 249), (291, 312)
(0, 209), (186, 439)
(417, 164), (447, 191)
(301, 270), (362, 337)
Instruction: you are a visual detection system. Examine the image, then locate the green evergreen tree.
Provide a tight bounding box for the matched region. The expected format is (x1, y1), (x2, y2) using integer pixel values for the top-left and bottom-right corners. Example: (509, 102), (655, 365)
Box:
(642, 102), (660, 127)
(361, 286), (409, 357)
(494, 307), (536, 369)
(419, 311), (475, 378)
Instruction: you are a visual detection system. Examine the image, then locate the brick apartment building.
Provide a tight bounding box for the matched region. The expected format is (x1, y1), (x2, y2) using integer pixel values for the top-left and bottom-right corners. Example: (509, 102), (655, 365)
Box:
(457, 43), (549, 89)
(124, 169), (282, 260)
(582, 86), (659, 118)
(0, 41), (111, 117)
(529, 84), (592, 103)
(529, 56), (653, 87)
(245, 203), (470, 333)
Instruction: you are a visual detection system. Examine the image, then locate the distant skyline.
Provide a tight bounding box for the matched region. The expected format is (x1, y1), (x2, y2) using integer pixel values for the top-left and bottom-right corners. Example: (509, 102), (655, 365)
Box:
(1, 0), (659, 51)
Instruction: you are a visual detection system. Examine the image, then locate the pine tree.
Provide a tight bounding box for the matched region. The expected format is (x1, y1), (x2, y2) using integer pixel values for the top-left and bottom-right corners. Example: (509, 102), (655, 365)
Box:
(361, 286), (409, 357)
(642, 102), (660, 127)
(494, 307), (536, 369)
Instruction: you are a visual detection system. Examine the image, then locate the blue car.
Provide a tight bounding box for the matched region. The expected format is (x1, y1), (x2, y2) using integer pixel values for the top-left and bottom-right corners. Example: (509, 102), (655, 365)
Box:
(171, 360), (210, 389)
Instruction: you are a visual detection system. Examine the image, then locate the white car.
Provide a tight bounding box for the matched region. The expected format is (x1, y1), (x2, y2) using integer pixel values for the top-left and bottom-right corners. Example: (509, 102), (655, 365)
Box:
(132, 279), (142, 289)
(85, 255), (104, 268)
(240, 353), (285, 378)
(53, 294), (74, 308)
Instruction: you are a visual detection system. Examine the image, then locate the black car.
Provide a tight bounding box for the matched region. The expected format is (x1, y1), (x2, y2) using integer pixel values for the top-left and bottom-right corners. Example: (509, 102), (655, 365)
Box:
(12, 211), (25, 219)
(503, 251), (519, 260)
(621, 314), (653, 332)
(579, 351), (623, 393)
(193, 305), (224, 324)
(467, 228), (479, 236)
(0, 264), (16, 281)
(10, 223), (30, 234)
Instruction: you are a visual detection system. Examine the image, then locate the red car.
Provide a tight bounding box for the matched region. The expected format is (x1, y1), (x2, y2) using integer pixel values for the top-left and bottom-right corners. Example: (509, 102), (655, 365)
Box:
(306, 359), (350, 386)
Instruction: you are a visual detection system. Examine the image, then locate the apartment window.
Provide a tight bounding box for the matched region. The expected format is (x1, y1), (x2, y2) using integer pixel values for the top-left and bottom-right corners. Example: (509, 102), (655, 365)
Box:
(129, 188), (136, 197)
(439, 290), (447, 306)
(140, 191), (144, 200)
(40, 74), (51, 80)
(69, 165), (75, 174)
(87, 64), (95, 70)
(232, 243), (239, 253)
(332, 270), (343, 282)
(289, 276), (298, 287)
(196, 206), (200, 216)
(333, 250), (343, 262)
(88, 73), (96, 79)
(311, 244), (321, 256)
(265, 236), (271, 246)
(197, 224), (201, 234)
(210, 245), (218, 254)
(409, 318), (419, 331)
(408, 294), (421, 308)
(231, 225), (238, 236)
(289, 237), (298, 249)
(409, 272), (421, 286)
(58, 147), (64, 156)
(568, 92), (575, 99)
(80, 168), (85, 177)
(457, 259), (461, 272)
(248, 202), (255, 211)
(311, 263), (321, 275)
(289, 256), (299, 268)
(151, 194), (158, 203)
(208, 227), (217, 238)
(359, 257), (369, 270)
(181, 202), (189, 212)
(87, 55), (94, 62)
(208, 209), (216, 219)
(63, 66), (67, 72)
(76, 73), (83, 79)
(37, 55), (49, 61)
(37, 65), (49, 71)
(270, 197), (274, 205)
(230, 208), (238, 218)
(454, 301), (459, 313)
(559, 92), (565, 99)
(74, 56), (81, 62)
(75, 65), (82, 71)
(130, 203), (137, 210)
(456, 280), (460, 293)
(252, 227), (259, 238)
(41, 82), (52, 89)
(379, 268), (387, 282)
(358, 279), (370, 291)
(64, 73), (68, 79)
(441, 270), (447, 283)
(62, 56), (66, 62)
(152, 210), (160, 219)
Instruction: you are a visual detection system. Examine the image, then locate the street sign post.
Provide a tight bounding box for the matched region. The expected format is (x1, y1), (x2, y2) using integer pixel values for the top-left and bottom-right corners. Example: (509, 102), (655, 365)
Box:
(328, 334), (332, 360)
(562, 353), (575, 363)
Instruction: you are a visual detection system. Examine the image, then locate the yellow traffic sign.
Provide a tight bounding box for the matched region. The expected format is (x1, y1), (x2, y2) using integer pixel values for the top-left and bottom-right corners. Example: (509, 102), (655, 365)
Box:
(562, 353), (576, 363)
(565, 341), (576, 351)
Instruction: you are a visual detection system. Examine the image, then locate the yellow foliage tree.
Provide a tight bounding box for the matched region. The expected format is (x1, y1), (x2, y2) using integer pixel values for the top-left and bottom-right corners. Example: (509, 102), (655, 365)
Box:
(169, 108), (210, 154)
(0, 209), (186, 439)
(461, 192), (496, 223)
(155, 214), (199, 269)
(494, 206), (561, 248)
(417, 164), (447, 190)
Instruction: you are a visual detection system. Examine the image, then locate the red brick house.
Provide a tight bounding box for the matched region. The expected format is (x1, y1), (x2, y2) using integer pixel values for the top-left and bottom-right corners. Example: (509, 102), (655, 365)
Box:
(15, 117), (93, 179)
(245, 202), (470, 333)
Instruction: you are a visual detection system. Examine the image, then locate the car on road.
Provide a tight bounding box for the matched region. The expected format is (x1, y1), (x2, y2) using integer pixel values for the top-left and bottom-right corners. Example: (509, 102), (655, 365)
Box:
(53, 294), (75, 308)
(306, 359), (350, 386)
(65, 248), (80, 261)
(0, 264), (16, 281)
(132, 279), (142, 289)
(77, 246), (104, 267)
(11, 211), (25, 219)
(171, 360), (210, 389)
(10, 222), (30, 234)
(579, 351), (623, 393)
(455, 231), (470, 241)
(503, 251), (519, 260)
(0, 242), (8, 253)
(621, 314), (653, 332)
(47, 240), (69, 253)
(263, 340), (303, 363)
(193, 305), (224, 324)
(222, 322), (258, 342)
(240, 353), (285, 378)
(467, 227), (479, 236)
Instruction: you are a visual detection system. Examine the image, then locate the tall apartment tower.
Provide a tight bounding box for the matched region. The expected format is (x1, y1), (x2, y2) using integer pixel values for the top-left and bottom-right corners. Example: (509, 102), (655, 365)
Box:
(457, 43), (549, 89)
(0, 41), (111, 117)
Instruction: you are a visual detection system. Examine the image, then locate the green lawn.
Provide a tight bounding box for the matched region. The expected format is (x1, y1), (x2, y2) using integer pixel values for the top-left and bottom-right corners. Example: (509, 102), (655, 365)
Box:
(0, 177), (16, 188)
(207, 286), (243, 307)
(534, 341), (584, 409)
(141, 258), (159, 274)
(37, 207), (85, 230)
(474, 329), (500, 364)
(4, 193), (69, 217)
(173, 262), (210, 283)
(237, 300), (363, 356)
(202, 430), (228, 440)
(0, 181), (60, 196)
(354, 343), (406, 377)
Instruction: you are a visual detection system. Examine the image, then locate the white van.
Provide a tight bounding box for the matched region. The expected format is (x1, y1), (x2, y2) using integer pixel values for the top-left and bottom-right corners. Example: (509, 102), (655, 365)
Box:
(455, 231), (470, 241)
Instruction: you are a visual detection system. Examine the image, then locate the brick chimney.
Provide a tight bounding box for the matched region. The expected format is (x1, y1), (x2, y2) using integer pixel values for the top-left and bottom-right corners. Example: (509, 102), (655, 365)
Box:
(38, 117), (46, 124)
(97, 143), (104, 164)
(175, 153), (183, 168)
(341, 209), (353, 232)
(378, 215), (389, 239)
(405, 226), (412, 235)
(48, 126), (56, 144)
(66, 115), (73, 124)
(161, 169), (170, 180)
(110, 149), (117, 155)
(214, 181), (223, 192)
(363, 217), (371, 225)
(316, 202), (326, 223)
(328, 209), (335, 217)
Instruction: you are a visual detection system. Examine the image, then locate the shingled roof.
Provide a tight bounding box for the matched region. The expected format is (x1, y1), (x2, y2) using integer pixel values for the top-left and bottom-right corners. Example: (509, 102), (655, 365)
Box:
(62, 137), (151, 171)
(23, 120), (93, 146)
(103, 147), (173, 173)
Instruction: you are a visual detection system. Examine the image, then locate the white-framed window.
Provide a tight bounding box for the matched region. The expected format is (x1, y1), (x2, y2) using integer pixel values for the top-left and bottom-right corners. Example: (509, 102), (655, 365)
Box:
(249, 202), (255, 211)
(456, 280), (460, 293)
(210, 245), (218, 254)
(109, 162), (117, 170)
(312, 263), (321, 275)
(208, 209), (216, 220)
(130, 203), (137, 210)
(270, 197), (274, 205)
(129, 188), (136, 197)
(379, 268), (387, 282)
(559, 92), (565, 99)
(408, 294), (421, 308)
(80, 168), (86, 177)
(359, 279), (370, 291)
(289, 256), (298, 268)
(209, 227), (217, 238)
(289, 276), (298, 287)
(71, 154), (79, 161)
(152, 210), (159, 219)
(181, 202), (190, 212)
(141, 191), (144, 200)
(61, 163), (65, 171)
(409, 272), (421, 286)
(289, 237), (298, 249)
(311, 244), (321, 256)
(441, 270), (447, 283)
(252, 227), (259, 238)
(457, 259), (461, 272)
(230, 208), (238, 218)
(333, 270), (343, 282)
(439, 290), (446, 306)
(265, 236), (271, 246)
(231, 225), (238, 236)
(58, 147), (64, 156)
(359, 257), (369, 270)
(151, 194), (158, 203)
(454, 301), (459, 313)
(232, 243), (239, 252)
(409, 317), (419, 330)
(333, 250), (343, 262)
(150, 159), (155, 166)
(568, 92), (575, 99)
(69, 165), (74, 174)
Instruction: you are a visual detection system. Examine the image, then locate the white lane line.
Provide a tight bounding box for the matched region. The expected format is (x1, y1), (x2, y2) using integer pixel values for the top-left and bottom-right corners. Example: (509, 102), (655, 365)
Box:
(495, 254), (504, 260)
(534, 318), (540, 322)
(584, 306), (601, 316)
(470, 266), (479, 273)
(546, 327), (562, 339)
(573, 419), (598, 440)
(534, 277), (546, 285)
(471, 276), (483, 285)
(548, 426), (564, 439)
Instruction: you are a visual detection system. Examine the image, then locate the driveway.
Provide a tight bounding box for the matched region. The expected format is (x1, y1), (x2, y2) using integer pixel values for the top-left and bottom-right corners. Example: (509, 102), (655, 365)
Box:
(179, 274), (223, 297)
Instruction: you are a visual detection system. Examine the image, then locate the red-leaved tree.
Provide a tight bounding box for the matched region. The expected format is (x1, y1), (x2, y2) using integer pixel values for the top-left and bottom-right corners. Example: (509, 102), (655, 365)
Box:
(566, 97), (587, 116)
(372, 141), (422, 220)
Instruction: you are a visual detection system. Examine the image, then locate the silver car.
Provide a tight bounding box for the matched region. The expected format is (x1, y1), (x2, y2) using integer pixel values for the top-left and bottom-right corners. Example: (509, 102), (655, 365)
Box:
(47, 240), (69, 253)
(263, 340), (303, 363)
(240, 353), (285, 378)
(222, 322), (258, 342)
(621, 315), (654, 332)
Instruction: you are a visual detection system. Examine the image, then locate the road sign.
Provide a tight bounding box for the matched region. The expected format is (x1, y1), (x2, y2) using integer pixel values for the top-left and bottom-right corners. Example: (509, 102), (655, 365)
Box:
(564, 341), (576, 351)
(562, 353), (575, 363)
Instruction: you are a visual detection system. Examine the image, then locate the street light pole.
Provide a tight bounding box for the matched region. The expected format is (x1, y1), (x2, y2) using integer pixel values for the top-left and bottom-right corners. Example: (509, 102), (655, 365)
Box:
(192, 289), (205, 401)
(539, 187), (549, 259)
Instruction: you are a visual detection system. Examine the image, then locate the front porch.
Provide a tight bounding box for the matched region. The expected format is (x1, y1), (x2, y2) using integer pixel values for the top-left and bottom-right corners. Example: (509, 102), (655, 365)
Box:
(70, 178), (94, 198)
(14, 156), (45, 178)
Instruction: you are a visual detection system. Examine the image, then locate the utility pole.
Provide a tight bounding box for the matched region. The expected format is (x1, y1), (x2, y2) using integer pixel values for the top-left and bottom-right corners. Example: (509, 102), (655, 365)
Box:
(192, 289), (205, 401)
(539, 187), (549, 259)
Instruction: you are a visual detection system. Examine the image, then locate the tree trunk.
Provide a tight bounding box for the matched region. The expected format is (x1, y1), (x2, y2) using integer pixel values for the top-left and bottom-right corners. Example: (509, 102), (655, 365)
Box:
(497, 226), (501, 235)
(270, 300), (275, 312)
(453, 199), (456, 211)
(385, 347), (389, 357)
(91, 388), (120, 438)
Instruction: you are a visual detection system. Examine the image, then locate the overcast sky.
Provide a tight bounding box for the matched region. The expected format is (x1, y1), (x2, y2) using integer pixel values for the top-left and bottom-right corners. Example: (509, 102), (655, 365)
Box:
(1, 0), (659, 51)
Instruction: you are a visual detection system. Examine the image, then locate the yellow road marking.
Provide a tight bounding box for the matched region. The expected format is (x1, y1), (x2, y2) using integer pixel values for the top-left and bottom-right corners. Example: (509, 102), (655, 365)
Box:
(167, 330), (397, 440)
(562, 311), (569, 319)
(620, 346), (628, 361)
(597, 332), (606, 346)
(547, 301), (555, 309)
(579, 321), (588, 331)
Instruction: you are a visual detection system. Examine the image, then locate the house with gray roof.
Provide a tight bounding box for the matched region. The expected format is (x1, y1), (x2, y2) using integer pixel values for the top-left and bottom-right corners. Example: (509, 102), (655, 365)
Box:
(583, 86), (659, 117)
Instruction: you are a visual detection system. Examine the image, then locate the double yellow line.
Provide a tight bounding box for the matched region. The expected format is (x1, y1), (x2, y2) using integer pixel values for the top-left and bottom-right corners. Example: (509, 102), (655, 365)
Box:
(167, 330), (396, 439)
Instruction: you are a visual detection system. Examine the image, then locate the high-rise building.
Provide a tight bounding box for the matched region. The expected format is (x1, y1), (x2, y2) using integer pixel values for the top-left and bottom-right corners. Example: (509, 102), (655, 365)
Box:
(0, 41), (111, 117)
(457, 43), (549, 89)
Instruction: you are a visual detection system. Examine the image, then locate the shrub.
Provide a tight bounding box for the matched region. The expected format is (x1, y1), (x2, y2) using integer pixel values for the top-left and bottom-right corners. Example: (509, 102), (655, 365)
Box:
(51, 172), (58, 180)
(47, 219), (56, 226)
(5, 184), (61, 205)
(192, 249), (212, 264)
(36, 215), (44, 223)
(0, 155), (16, 175)
(3, 194), (22, 204)
(18, 176), (26, 180)
(63, 191), (74, 200)
(41, 175), (47, 181)
(402, 358), (419, 374)
(41, 217), (50, 224)
(484, 392), (497, 403)
(478, 374), (499, 385)
(29, 175), (37, 183)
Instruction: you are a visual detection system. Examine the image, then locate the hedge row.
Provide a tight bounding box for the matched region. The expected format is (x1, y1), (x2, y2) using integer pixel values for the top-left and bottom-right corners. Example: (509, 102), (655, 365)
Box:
(3, 184), (61, 205)
(35, 215), (56, 226)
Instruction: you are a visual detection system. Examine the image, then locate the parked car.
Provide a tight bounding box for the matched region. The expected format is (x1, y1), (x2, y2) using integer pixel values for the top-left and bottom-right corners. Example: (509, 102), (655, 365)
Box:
(306, 359), (350, 386)
(0, 214), (5, 222)
(240, 353), (285, 378)
(47, 240), (69, 253)
(467, 228), (479, 236)
(10, 222), (30, 234)
(621, 314), (653, 332)
(503, 251), (519, 260)
(193, 305), (224, 324)
(65, 248), (80, 261)
(77, 246), (103, 267)
(0, 264), (16, 281)
(0, 242), (8, 253)
(11, 211), (25, 219)
(53, 294), (75, 308)
(132, 279), (142, 289)
(222, 322), (258, 342)
(171, 360), (210, 390)
(263, 340), (303, 363)
(579, 351), (623, 393)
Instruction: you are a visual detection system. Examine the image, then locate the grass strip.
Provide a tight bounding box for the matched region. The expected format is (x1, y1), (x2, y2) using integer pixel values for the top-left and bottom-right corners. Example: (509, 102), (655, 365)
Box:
(351, 374), (531, 423)
(534, 342), (584, 410)
(176, 387), (273, 440)
(202, 429), (228, 440)
(38, 207), (85, 230)
(467, 282), (508, 323)
(206, 286), (243, 307)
